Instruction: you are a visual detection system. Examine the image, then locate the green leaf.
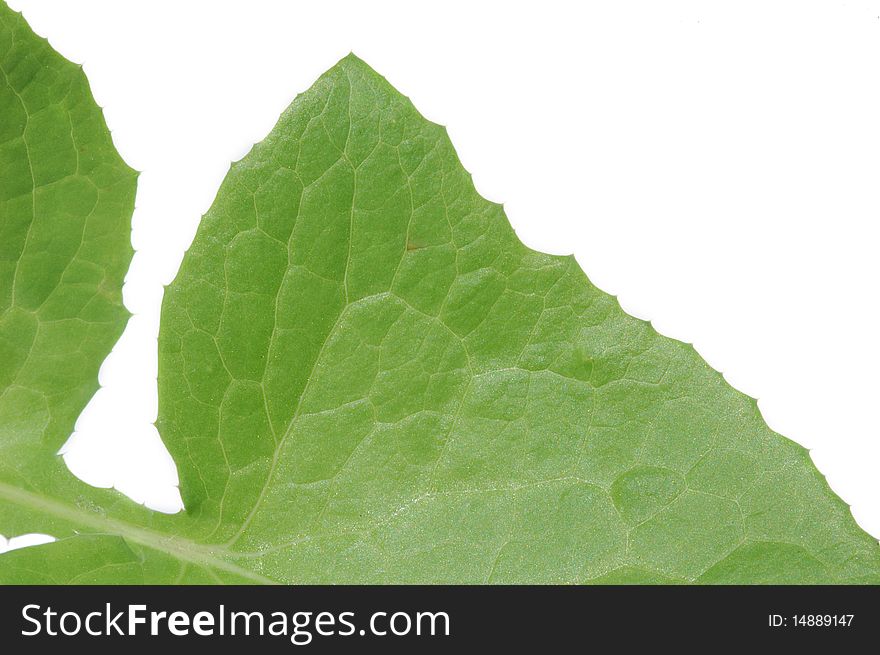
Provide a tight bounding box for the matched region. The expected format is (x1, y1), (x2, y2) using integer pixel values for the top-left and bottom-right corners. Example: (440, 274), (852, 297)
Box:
(0, 2), (136, 552)
(2, 47), (878, 583)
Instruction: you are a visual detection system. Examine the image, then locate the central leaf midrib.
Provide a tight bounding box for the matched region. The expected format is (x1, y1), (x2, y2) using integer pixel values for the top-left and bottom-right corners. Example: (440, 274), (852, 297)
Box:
(0, 480), (277, 584)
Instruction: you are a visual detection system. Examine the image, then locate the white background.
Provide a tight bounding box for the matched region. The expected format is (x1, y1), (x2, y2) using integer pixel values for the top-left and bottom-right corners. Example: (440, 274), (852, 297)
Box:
(3, 0), (879, 553)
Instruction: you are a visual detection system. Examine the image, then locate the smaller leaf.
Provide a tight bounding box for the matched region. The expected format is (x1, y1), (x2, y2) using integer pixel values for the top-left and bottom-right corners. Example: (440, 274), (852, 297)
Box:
(0, 1), (136, 539)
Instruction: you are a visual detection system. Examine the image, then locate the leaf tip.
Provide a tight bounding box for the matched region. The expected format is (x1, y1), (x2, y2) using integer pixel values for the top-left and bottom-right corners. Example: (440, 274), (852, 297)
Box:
(339, 51), (369, 71)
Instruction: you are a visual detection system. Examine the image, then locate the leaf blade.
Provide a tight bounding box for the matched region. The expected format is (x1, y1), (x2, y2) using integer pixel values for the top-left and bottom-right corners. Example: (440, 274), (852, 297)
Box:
(155, 54), (879, 583)
(0, 2), (136, 527)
